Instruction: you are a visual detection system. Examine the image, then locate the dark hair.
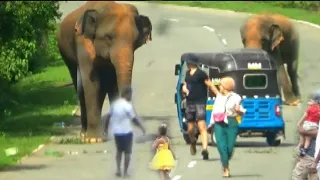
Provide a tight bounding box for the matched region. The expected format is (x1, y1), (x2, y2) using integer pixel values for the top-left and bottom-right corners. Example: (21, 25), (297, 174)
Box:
(158, 124), (167, 136)
(121, 87), (132, 98)
(310, 90), (320, 104)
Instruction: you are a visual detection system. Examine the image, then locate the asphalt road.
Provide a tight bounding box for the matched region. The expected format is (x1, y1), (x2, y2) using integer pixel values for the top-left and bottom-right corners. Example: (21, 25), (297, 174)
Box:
(1, 1), (320, 180)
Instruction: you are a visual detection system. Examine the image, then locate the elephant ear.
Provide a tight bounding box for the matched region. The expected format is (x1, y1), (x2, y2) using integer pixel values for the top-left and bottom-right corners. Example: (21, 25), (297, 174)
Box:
(75, 9), (98, 39)
(136, 15), (152, 43)
(75, 10), (99, 60)
(269, 24), (284, 51)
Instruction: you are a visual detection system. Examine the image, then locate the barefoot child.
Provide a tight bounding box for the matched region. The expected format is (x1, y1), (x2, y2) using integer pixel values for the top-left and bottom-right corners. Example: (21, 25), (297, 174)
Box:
(150, 124), (176, 180)
(297, 95), (320, 156)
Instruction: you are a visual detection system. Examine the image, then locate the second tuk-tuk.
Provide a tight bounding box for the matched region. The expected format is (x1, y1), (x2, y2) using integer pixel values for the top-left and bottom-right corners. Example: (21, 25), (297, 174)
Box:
(174, 48), (285, 147)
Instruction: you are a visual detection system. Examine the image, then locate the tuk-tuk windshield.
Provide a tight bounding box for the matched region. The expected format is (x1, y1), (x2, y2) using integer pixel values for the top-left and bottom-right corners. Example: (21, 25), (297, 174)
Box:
(243, 74), (267, 89)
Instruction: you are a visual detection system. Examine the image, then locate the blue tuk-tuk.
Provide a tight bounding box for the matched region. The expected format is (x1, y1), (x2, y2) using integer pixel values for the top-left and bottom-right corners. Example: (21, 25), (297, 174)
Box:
(174, 48), (285, 146)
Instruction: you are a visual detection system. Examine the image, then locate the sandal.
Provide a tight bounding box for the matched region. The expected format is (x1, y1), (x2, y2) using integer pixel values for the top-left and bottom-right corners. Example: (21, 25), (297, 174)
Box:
(115, 172), (121, 177)
(223, 168), (230, 178)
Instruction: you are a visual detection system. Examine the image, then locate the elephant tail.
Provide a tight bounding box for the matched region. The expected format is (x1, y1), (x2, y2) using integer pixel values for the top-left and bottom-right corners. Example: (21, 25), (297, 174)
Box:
(55, 82), (74, 88)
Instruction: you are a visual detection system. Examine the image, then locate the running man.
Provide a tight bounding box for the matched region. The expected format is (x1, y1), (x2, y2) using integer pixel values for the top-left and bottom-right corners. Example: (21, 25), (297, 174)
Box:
(182, 58), (210, 160)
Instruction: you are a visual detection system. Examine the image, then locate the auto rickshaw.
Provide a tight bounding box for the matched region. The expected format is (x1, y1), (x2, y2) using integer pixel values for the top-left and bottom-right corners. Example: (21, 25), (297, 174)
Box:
(174, 48), (285, 146)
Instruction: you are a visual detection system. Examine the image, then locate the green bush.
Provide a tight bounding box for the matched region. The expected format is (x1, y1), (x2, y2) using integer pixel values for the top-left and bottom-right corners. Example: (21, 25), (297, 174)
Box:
(0, 2), (62, 82)
(270, 1), (320, 11)
(0, 2), (62, 115)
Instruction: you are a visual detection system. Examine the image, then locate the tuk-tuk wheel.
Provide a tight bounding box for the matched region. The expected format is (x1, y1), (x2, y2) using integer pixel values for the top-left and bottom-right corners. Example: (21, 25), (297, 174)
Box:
(183, 133), (199, 144)
(266, 133), (282, 147)
(210, 129), (217, 146)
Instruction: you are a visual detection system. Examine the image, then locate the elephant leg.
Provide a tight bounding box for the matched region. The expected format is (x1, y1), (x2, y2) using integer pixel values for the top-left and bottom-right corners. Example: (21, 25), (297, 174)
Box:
(78, 61), (103, 143)
(278, 65), (298, 106)
(77, 66), (88, 137)
(63, 57), (81, 116)
(287, 60), (301, 99)
(97, 69), (109, 133)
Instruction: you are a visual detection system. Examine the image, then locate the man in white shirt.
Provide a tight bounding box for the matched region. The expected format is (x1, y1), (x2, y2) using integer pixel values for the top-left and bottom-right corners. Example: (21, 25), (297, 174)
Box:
(104, 87), (146, 177)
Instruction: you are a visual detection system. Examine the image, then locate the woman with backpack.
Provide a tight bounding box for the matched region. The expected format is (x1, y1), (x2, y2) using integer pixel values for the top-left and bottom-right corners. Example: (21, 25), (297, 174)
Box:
(205, 76), (246, 178)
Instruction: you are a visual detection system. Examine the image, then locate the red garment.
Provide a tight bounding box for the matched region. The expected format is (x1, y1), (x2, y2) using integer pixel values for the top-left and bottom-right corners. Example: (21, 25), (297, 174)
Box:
(306, 105), (320, 123)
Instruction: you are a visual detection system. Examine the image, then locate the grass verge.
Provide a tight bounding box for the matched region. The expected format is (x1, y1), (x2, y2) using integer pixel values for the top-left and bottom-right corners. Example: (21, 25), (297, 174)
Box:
(157, 1), (320, 25)
(0, 28), (77, 169)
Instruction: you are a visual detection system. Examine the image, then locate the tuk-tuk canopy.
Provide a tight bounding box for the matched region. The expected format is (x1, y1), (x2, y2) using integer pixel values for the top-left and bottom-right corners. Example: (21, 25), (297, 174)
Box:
(181, 48), (277, 73)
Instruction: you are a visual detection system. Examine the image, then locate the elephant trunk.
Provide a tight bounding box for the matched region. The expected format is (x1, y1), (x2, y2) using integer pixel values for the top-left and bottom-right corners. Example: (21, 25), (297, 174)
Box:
(111, 44), (134, 93)
(245, 40), (262, 49)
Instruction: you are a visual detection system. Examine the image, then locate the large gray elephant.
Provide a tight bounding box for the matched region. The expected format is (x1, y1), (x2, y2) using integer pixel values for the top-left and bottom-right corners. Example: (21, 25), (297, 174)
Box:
(240, 14), (300, 106)
(57, 1), (152, 143)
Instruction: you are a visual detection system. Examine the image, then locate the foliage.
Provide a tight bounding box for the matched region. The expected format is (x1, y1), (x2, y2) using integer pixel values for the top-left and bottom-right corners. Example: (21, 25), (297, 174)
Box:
(271, 1), (320, 11)
(0, 2), (62, 115)
(0, 2), (62, 82)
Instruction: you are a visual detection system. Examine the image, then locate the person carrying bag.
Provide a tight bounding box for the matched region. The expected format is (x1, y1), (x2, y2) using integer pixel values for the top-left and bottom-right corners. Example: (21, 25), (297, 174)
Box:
(211, 94), (233, 123)
(205, 76), (246, 178)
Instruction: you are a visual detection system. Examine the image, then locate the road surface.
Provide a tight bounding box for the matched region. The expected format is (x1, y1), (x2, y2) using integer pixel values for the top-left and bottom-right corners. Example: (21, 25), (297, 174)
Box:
(1, 1), (320, 180)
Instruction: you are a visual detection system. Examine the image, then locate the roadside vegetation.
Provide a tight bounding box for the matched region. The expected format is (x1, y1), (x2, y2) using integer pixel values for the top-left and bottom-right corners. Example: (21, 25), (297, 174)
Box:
(0, 2), (76, 169)
(1, 1), (319, 170)
(158, 1), (320, 25)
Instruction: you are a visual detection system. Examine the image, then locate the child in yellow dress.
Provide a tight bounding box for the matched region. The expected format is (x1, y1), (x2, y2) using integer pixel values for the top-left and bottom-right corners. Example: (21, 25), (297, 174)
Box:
(150, 124), (176, 180)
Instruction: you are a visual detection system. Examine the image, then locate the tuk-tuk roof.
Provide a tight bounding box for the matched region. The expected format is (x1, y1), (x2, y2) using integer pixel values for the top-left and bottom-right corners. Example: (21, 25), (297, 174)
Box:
(181, 48), (277, 73)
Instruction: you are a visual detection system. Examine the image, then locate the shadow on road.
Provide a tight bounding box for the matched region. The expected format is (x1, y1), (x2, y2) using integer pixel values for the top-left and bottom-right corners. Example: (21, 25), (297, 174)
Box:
(230, 174), (262, 178)
(0, 164), (47, 172)
(135, 133), (158, 143)
(140, 115), (176, 121)
(207, 141), (295, 148)
(235, 141), (295, 148)
(206, 158), (219, 162)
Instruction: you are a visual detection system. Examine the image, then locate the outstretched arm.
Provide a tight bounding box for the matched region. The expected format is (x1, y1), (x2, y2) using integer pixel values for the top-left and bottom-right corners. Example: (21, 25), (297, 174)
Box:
(104, 114), (111, 133)
(104, 107), (112, 133)
(205, 79), (219, 95)
(127, 105), (146, 134)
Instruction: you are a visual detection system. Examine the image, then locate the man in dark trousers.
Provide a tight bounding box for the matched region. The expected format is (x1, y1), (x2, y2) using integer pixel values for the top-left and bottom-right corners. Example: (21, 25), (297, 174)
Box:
(292, 125), (318, 180)
(182, 57), (210, 160)
(104, 87), (146, 177)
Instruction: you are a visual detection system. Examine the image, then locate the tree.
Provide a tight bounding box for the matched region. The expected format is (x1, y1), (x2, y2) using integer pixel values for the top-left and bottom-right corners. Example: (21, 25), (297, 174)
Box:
(0, 2), (62, 114)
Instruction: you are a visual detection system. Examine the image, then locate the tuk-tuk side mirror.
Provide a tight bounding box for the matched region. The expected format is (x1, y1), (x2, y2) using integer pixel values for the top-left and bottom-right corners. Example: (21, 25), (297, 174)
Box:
(174, 64), (181, 76)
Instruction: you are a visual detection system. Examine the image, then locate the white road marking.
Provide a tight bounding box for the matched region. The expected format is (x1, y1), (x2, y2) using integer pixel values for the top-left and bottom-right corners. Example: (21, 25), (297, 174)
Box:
(221, 38), (227, 45)
(164, 18), (179, 22)
(187, 160), (197, 168)
(203, 26), (228, 47)
(172, 175), (182, 180)
(202, 25), (215, 32)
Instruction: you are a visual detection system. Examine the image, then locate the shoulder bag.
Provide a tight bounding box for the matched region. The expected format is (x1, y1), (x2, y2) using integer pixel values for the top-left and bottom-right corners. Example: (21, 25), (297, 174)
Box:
(212, 94), (232, 123)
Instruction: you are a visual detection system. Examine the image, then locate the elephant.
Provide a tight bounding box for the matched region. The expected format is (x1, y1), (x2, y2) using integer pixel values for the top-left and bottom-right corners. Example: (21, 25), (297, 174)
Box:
(240, 14), (300, 106)
(57, 1), (152, 143)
